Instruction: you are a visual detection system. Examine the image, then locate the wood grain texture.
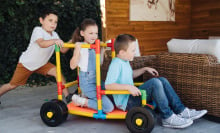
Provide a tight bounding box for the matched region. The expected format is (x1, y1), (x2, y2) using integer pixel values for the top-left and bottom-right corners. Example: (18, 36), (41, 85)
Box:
(191, 0), (220, 39)
(104, 0), (191, 55)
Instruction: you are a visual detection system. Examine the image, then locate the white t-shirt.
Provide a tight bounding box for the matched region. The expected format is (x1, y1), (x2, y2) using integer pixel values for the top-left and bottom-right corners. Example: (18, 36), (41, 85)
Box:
(78, 45), (105, 72)
(19, 26), (59, 71)
(78, 48), (89, 72)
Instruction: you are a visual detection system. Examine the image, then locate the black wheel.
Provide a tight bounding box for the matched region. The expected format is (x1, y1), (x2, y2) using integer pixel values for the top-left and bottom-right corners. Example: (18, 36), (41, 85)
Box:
(51, 99), (68, 121)
(40, 99), (68, 127)
(126, 107), (155, 133)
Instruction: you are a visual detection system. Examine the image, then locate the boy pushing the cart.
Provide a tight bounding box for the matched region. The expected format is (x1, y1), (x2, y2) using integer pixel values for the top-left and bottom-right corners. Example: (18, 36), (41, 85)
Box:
(0, 9), (73, 104)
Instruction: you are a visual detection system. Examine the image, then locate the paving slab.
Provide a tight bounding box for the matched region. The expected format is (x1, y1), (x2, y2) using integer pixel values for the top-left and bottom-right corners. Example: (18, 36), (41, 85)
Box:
(0, 84), (219, 133)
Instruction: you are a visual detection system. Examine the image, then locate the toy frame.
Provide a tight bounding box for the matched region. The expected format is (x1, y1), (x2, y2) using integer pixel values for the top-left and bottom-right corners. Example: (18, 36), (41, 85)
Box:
(40, 39), (155, 133)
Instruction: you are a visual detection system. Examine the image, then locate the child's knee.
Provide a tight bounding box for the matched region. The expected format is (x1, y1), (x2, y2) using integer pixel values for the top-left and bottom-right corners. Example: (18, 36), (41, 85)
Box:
(104, 104), (114, 113)
(158, 77), (168, 82)
(47, 67), (57, 77)
(103, 98), (114, 113)
(150, 78), (162, 86)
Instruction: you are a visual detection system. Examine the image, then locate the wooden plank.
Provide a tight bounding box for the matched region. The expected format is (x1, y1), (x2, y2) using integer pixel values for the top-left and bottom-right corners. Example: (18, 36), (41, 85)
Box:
(104, 0), (192, 54)
(192, 1), (220, 12)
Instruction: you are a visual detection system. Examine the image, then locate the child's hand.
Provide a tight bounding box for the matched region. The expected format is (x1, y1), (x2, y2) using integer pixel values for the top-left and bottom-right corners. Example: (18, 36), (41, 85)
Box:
(127, 85), (142, 96)
(54, 39), (64, 48)
(75, 42), (81, 50)
(145, 67), (159, 77)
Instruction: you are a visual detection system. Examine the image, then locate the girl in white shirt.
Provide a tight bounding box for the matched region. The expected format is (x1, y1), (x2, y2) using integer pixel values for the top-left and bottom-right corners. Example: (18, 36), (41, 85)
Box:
(70, 18), (114, 113)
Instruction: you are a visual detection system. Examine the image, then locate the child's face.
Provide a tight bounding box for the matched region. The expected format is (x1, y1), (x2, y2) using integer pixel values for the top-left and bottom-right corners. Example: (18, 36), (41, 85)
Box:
(123, 41), (136, 61)
(80, 25), (98, 44)
(39, 13), (58, 34)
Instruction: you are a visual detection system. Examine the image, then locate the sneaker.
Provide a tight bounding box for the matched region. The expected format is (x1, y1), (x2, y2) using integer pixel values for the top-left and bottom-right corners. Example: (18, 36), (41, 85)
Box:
(72, 94), (86, 107)
(65, 93), (73, 103)
(178, 107), (207, 120)
(162, 114), (193, 128)
(65, 89), (79, 103)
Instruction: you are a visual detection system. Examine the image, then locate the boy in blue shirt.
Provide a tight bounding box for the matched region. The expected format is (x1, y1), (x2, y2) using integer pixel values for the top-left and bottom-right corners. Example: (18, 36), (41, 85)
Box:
(105, 34), (207, 129)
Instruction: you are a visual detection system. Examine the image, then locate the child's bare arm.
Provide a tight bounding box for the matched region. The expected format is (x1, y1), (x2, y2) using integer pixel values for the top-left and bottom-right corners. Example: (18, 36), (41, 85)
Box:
(70, 43), (81, 70)
(60, 39), (73, 53)
(100, 47), (106, 65)
(133, 67), (147, 78)
(60, 47), (69, 53)
(105, 83), (141, 96)
(36, 38), (63, 48)
(133, 67), (159, 78)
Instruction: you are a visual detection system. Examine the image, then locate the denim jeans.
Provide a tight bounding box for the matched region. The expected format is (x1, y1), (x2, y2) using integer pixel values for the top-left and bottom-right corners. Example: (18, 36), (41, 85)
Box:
(79, 71), (114, 113)
(127, 77), (185, 119)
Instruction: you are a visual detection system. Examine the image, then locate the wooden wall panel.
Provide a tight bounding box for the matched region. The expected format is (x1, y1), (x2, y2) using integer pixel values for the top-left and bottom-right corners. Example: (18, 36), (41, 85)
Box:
(191, 0), (220, 38)
(104, 0), (191, 55)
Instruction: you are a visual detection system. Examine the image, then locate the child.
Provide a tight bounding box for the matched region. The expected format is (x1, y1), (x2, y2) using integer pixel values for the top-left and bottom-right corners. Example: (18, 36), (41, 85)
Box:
(0, 9), (73, 104)
(69, 18), (114, 113)
(105, 34), (207, 128)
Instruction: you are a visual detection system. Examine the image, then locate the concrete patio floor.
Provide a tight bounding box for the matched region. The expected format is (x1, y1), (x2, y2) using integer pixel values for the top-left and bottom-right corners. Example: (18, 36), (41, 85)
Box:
(0, 84), (219, 133)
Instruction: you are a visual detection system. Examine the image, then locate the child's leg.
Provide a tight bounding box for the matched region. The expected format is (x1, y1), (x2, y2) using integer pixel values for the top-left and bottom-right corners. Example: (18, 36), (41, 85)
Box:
(139, 78), (173, 119)
(157, 77), (185, 114)
(82, 90), (114, 113)
(139, 78), (193, 128)
(101, 95), (114, 113)
(78, 72), (113, 113)
(35, 62), (69, 97)
(46, 67), (69, 96)
(158, 77), (207, 120)
(0, 83), (17, 104)
(0, 63), (32, 97)
(0, 83), (18, 97)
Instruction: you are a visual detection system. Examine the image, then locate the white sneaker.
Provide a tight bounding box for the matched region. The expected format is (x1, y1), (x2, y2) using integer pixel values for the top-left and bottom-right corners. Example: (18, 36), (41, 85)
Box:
(178, 107), (207, 120)
(162, 114), (193, 128)
(72, 94), (86, 107)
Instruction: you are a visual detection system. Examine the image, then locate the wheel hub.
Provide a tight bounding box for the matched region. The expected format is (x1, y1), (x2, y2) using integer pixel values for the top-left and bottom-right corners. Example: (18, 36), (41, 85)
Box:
(135, 118), (143, 126)
(47, 111), (54, 119)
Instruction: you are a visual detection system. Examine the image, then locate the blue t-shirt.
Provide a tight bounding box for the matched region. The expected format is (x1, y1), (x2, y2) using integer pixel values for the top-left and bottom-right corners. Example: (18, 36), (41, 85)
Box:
(105, 57), (133, 111)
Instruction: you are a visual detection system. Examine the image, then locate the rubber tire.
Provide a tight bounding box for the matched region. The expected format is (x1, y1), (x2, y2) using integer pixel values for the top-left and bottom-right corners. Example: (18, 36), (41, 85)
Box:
(40, 99), (68, 127)
(51, 99), (68, 121)
(126, 107), (155, 133)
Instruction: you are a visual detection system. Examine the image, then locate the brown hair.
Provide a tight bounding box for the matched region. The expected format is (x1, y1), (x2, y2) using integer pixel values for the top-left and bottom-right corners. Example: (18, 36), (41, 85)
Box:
(40, 9), (58, 19)
(114, 34), (136, 55)
(71, 18), (97, 43)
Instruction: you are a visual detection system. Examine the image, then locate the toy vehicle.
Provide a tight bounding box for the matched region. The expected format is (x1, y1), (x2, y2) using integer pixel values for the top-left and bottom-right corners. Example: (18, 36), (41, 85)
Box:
(40, 39), (156, 133)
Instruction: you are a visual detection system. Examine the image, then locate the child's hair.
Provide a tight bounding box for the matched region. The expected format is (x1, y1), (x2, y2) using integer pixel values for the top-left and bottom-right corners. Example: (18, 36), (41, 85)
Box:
(114, 34), (136, 55)
(71, 18), (97, 43)
(40, 9), (58, 19)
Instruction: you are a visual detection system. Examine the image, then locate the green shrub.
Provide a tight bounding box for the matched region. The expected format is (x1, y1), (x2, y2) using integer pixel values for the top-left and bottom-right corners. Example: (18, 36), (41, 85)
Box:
(0, 0), (101, 85)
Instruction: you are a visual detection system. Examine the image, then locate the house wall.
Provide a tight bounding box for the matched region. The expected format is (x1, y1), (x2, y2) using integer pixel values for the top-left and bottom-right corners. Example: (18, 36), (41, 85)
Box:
(104, 0), (191, 55)
(191, 0), (220, 39)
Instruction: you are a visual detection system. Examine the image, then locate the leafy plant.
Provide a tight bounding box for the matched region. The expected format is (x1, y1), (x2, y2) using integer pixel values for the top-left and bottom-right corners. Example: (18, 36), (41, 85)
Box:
(0, 0), (101, 85)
